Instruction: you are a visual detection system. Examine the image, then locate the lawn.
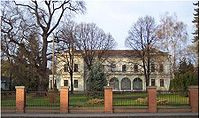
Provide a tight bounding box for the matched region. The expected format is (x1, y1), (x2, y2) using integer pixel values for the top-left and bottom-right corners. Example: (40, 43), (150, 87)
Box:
(1, 92), (189, 108)
(157, 94), (189, 106)
(113, 92), (148, 106)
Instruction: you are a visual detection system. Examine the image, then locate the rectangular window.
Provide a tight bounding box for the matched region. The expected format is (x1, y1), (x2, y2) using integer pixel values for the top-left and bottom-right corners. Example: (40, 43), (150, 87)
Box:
(74, 80), (78, 88)
(50, 80), (52, 89)
(160, 79), (164, 87)
(55, 80), (57, 87)
(151, 79), (155, 86)
(64, 80), (68, 86)
(64, 64), (68, 72)
(122, 65), (126, 72)
(74, 64), (78, 72)
(151, 63), (155, 72)
(159, 64), (164, 72)
(134, 64), (138, 72)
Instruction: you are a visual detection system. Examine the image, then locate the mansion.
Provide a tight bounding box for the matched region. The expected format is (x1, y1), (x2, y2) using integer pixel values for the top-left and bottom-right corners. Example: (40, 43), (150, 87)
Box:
(49, 50), (171, 91)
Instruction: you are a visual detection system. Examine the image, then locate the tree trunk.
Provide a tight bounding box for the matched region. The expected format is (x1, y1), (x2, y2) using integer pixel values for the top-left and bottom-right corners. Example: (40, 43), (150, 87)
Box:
(9, 71), (12, 90)
(37, 35), (48, 91)
(70, 71), (74, 94)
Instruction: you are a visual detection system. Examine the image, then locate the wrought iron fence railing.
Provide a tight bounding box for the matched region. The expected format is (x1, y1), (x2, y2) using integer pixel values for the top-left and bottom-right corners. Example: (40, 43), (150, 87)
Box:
(0, 89), (193, 113)
(26, 91), (60, 113)
(69, 91), (104, 113)
(1, 91), (16, 112)
(113, 91), (148, 108)
(157, 90), (189, 108)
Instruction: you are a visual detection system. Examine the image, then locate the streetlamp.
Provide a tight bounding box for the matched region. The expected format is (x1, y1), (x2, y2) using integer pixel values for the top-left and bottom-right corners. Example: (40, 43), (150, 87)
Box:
(49, 35), (57, 103)
(52, 35), (58, 90)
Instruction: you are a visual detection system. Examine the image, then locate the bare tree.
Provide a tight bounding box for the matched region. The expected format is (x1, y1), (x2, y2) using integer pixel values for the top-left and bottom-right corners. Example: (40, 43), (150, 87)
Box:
(1, 1), (39, 90)
(74, 23), (116, 90)
(192, 2), (199, 66)
(156, 13), (188, 75)
(55, 21), (77, 93)
(125, 16), (158, 87)
(74, 23), (116, 69)
(2, 0), (86, 90)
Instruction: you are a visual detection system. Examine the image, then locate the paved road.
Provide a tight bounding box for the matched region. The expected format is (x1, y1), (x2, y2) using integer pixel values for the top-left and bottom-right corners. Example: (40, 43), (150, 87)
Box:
(1, 113), (199, 118)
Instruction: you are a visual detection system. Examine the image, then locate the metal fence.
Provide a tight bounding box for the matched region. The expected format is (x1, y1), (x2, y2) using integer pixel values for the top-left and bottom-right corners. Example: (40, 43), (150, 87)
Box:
(1, 89), (192, 113)
(1, 91), (16, 113)
(157, 90), (189, 108)
(113, 91), (148, 109)
(69, 91), (104, 113)
(26, 91), (60, 113)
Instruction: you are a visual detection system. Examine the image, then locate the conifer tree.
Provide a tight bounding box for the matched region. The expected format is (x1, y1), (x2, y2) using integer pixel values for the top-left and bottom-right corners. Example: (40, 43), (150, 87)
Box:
(87, 62), (107, 98)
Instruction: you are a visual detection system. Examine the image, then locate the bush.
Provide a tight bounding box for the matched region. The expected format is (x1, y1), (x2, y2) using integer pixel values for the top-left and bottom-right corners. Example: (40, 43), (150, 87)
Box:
(135, 97), (147, 104)
(157, 99), (168, 105)
(87, 98), (104, 105)
(135, 97), (168, 105)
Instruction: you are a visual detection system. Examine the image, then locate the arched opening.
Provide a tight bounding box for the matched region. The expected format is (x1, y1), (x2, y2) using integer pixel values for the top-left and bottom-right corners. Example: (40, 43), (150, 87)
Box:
(133, 78), (143, 90)
(121, 78), (131, 90)
(109, 77), (119, 90)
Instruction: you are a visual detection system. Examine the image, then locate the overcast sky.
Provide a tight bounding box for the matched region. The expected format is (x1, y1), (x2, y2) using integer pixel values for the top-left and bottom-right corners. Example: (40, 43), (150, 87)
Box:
(74, 0), (197, 50)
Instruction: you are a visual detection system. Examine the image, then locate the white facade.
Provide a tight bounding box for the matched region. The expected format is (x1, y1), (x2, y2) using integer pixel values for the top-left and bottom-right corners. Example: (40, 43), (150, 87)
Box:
(49, 50), (171, 91)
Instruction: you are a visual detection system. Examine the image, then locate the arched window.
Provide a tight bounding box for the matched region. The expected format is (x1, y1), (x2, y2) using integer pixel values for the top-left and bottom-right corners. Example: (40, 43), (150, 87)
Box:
(110, 63), (116, 72)
(121, 78), (131, 90)
(134, 64), (138, 72)
(122, 65), (126, 72)
(109, 77), (119, 90)
(133, 78), (143, 90)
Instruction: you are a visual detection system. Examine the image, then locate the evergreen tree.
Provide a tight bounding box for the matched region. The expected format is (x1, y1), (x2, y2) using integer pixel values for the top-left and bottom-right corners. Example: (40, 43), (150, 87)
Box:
(170, 58), (198, 94)
(11, 34), (42, 90)
(87, 62), (107, 98)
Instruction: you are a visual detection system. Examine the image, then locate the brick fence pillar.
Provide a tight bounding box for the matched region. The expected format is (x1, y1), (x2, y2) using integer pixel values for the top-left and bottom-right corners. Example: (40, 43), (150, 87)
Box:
(15, 86), (25, 113)
(104, 86), (113, 113)
(60, 86), (69, 113)
(188, 86), (199, 112)
(147, 86), (157, 112)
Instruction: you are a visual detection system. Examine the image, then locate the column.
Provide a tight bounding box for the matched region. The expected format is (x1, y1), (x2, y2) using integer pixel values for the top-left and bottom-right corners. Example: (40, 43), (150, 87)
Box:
(188, 86), (199, 112)
(60, 86), (69, 113)
(15, 86), (25, 113)
(147, 86), (157, 112)
(104, 86), (113, 113)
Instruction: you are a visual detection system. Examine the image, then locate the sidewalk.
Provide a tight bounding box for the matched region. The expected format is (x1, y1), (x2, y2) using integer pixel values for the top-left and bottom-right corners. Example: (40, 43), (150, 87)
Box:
(1, 112), (199, 118)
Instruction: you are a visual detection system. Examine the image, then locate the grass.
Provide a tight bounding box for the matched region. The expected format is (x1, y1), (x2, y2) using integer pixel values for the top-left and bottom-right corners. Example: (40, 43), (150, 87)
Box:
(113, 92), (148, 106)
(26, 95), (60, 107)
(157, 94), (189, 106)
(1, 92), (189, 108)
(1, 98), (16, 107)
(69, 94), (89, 107)
(69, 94), (104, 107)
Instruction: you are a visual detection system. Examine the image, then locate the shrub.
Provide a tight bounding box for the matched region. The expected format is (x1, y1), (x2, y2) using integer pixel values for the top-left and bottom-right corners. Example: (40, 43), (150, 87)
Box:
(87, 98), (104, 105)
(135, 97), (147, 104)
(135, 97), (169, 105)
(157, 99), (168, 105)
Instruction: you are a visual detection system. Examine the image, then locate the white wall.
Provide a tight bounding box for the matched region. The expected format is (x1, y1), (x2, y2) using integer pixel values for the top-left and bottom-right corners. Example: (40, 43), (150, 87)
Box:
(49, 52), (171, 91)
